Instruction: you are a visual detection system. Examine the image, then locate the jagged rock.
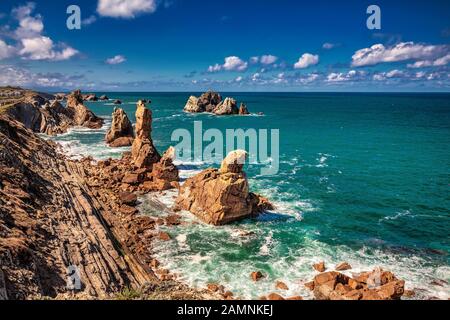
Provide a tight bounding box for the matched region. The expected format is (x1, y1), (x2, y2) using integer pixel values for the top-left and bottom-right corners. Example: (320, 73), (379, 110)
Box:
(310, 268), (405, 300)
(149, 147), (179, 190)
(105, 108), (134, 147)
(335, 262), (352, 271)
(131, 101), (161, 169)
(267, 293), (285, 300)
(83, 94), (98, 101)
(251, 271), (264, 282)
(183, 96), (202, 113)
(198, 91), (222, 112)
(275, 281), (289, 290)
(99, 95), (109, 101)
(175, 150), (273, 225)
(214, 97), (239, 115)
(313, 261), (326, 272)
(66, 90), (104, 129)
(114, 99), (122, 105)
(239, 103), (250, 115)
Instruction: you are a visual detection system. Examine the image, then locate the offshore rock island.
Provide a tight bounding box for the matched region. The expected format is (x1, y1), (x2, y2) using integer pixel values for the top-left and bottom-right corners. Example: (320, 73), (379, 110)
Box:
(0, 87), (423, 300)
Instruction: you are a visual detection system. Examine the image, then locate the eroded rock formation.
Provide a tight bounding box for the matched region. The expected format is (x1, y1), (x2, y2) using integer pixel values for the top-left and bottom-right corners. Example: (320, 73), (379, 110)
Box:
(307, 268), (405, 300)
(105, 107), (134, 147)
(183, 91), (249, 115)
(175, 150), (273, 225)
(66, 90), (104, 129)
(131, 101), (161, 168)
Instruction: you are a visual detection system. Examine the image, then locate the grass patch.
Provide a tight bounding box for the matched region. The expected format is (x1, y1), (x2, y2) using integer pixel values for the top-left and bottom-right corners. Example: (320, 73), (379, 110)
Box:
(115, 287), (143, 300)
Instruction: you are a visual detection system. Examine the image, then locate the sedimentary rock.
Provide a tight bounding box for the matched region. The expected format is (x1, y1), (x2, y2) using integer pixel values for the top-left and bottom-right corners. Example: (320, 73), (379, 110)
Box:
(175, 150), (273, 225)
(183, 91), (250, 115)
(105, 107), (134, 147)
(2, 88), (103, 135)
(214, 97), (239, 115)
(335, 262), (352, 271)
(239, 103), (250, 115)
(66, 90), (104, 129)
(184, 96), (201, 113)
(83, 94), (98, 101)
(131, 100), (161, 168)
(99, 95), (109, 101)
(307, 268), (405, 300)
(313, 261), (326, 272)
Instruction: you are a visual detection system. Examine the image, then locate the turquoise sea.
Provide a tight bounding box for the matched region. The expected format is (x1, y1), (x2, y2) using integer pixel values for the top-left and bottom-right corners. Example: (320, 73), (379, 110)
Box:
(52, 92), (450, 299)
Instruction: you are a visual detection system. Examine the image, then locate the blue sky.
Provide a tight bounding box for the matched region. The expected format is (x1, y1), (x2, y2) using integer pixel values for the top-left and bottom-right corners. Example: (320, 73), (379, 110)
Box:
(0, 0), (449, 91)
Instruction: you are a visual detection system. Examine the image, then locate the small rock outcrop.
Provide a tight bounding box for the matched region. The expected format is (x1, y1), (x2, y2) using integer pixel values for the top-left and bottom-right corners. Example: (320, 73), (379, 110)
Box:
(83, 94), (98, 101)
(183, 91), (249, 115)
(307, 268), (405, 300)
(239, 103), (250, 115)
(105, 108), (134, 147)
(66, 90), (104, 129)
(99, 95), (109, 101)
(131, 100), (161, 168)
(214, 98), (239, 115)
(175, 150), (273, 225)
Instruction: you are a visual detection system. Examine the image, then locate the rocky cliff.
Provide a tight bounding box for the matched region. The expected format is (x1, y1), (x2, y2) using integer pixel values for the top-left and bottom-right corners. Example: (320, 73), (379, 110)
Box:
(183, 91), (250, 115)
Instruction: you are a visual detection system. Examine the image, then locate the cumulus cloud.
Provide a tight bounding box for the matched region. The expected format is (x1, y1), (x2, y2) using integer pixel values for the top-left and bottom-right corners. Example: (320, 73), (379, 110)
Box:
(19, 36), (78, 61)
(294, 53), (319, 69)
(106, 54), (127, 65)
(326, 70), (361, 82)
(5, 3), (79, 61)
(82, 15), (97, 26)
(208, 56), (248, 72)
(407, 54), (450, 68)
(97, 0), (157, 18)
(351, 42), (449, 67)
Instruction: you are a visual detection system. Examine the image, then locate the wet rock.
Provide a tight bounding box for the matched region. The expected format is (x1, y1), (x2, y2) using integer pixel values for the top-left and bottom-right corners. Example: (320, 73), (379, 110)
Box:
(114, 99), (122, 105)
(275, 281), (289, 290)
(158, 232), (171, 241)
(313, 261), (326, 272)
(214, 97), (238, 115)
(175, 150), (273, 225)
(267, 293), (285, 300)
(183, 96), (202, 113)
(335, 262), (352, 271)
(251, 271), (264, 282)
(239, 103), (250, 115)
(99, 95), (109, 101)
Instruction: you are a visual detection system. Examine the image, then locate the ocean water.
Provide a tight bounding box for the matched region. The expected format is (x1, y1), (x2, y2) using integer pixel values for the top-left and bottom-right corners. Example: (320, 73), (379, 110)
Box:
(52, 92), (450, 299)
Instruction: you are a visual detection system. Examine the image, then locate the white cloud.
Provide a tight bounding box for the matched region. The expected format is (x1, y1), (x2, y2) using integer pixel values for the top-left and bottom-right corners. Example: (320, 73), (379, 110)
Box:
(82, 15), (97, 26)
(250, 56), (259, 64)
(19, 36), (78, 61)
(407, 54), (450, 68)
(322, 43), (336, 50)
(97, 0), (157, 18)
(0, 39), (15, 60)
(298, 73), (320, 84)
(294, 53), (319, 69)
(235, 76), (243, 82)
(208, 56), (248, 72)
(326, 70), (359, 82)
(351, 42), (449, 67)
(260, 54), (278, 65)
(106, 54), (127, 65)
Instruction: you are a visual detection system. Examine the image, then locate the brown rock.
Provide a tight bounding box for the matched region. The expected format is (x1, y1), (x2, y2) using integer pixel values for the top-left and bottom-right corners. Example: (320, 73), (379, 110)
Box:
(223, 291), (233, 299)
(335, 262), (352, 271)
(251, 271), (264, 282)
(105, 108), (134, 147)
(214, 97), (238, 115)
(150, 259), (160, 268)
(131, 100), (161, 169)
(158, 231), (171, 241)
(151, 147), (179, 183)
(275, 281), (289, 290)
(176, 150), (273, 225)
(313, 261), (326, 272)
(207, 283), (223, 292)
(403, 289), (415, 297)
(286, 296), (303, 300)
(66, 90), (104, 129)
(122, 173), (143, 185)
(304, 281), (315, 291)
(239, 103), (250, 115)
(118, 192), (137, 206)
(119, 204), (138, 215)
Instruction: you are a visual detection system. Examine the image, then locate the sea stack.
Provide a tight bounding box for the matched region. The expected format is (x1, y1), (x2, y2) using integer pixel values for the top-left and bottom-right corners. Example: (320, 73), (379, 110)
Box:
(105, 107), (134, 147)
(131, 100), (161, 168)
(66, 90), (104, 129)
(175, 150), (273, 225)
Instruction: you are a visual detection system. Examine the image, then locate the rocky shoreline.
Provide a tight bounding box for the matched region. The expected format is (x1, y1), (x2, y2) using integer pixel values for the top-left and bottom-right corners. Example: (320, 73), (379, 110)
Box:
(0, 87), (418, 300)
